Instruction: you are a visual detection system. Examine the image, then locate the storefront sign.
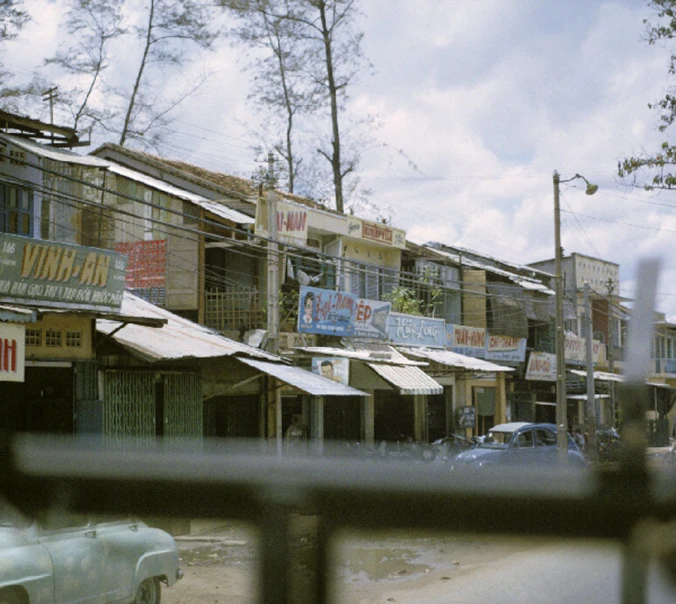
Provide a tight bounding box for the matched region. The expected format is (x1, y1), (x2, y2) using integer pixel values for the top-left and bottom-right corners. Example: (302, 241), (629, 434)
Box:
(457, 406), (477, 428)
(297, 286), (390, 338)
(525, 351), (557, 381)
(354, 298), (391, 339)
(0, 234), (127, 311)
(0, 323), (25, 382)
(346, 217), (406, 249)
(445, 324), (486, 357)
(564, 332), (603, 365)
(255, 199), (308, 245)
(486, 334), (527, 363)
(311, 357), (350, 385)
(387, 312), (446, 348)
(276, 201), (308, 245)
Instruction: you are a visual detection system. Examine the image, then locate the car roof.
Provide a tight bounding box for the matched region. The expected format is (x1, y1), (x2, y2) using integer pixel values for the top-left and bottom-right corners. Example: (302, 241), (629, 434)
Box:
(489, 422), (532, 432)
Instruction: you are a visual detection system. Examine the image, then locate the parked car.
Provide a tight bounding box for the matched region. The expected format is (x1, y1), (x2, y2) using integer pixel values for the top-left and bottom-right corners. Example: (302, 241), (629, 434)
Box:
(451, 422), (587, 470)
(0, 501), (182, 604)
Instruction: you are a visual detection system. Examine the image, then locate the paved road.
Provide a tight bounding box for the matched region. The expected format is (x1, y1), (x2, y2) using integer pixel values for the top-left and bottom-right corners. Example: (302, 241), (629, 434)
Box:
(363, 541), (675, 604)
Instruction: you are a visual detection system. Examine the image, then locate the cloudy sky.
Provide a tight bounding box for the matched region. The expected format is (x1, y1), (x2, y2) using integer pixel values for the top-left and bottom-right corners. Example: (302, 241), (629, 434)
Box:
(7, 0), (676, 319)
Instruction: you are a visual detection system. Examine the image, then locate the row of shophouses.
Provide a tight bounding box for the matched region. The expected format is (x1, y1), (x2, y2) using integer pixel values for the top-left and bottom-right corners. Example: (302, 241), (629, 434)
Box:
(1, 112), (675, 448)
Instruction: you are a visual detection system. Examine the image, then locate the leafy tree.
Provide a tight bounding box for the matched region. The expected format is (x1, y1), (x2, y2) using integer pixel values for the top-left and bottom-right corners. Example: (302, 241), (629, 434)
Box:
(118, 0), (222, 147)
(44, 0), (126, 133)
(619, 0), (676, 189)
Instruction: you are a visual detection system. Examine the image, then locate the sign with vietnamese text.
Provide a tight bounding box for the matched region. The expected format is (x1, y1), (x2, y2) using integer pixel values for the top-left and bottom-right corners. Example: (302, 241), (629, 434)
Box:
(525, 351), (557, 381)
(486, 334), (527, 363)
(0, 323), (25, 382)
(387, 312), (446, 348)
(277, 201), (308, 245)
(346, 217), (406, 249)
(0, 234), (127, 311)
(445, 324), (486, 357)
(297, 286), (390, 338)
(564, 332), (603, 365)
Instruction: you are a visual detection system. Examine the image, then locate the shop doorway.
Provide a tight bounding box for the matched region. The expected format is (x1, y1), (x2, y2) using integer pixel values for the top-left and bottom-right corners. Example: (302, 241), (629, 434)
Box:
(374, 391), (414, 442)
(22, 367), (74, 434)
(474, 386), (496, 436)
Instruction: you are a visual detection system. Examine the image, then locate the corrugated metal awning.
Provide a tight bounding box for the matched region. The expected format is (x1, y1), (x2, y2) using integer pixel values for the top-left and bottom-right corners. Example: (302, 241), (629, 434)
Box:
(238, 358), (368, 396)
(293, 346), (427, 366)
(397, 347), (515, 373)
(567, 394), (610, 400)
(367, 363), (443, 395)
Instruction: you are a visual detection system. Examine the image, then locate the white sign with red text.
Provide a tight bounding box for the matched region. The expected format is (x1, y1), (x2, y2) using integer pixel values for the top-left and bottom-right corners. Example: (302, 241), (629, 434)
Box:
(525, 351), (556, 382)
(0, 323), (25, 382)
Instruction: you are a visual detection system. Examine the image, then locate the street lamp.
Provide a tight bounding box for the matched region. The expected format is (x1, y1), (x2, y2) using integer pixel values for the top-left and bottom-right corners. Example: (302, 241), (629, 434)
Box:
(553, 171), (598, 463)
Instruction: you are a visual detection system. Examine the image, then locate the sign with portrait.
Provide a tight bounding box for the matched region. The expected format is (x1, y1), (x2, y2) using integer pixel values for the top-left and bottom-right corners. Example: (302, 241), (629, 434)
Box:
(311, 356), (349, 385)
(297, 286), (390, 338)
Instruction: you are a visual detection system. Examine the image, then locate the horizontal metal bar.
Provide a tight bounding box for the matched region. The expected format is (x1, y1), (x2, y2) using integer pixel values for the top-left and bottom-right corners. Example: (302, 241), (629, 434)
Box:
(3, 434), (675, 542)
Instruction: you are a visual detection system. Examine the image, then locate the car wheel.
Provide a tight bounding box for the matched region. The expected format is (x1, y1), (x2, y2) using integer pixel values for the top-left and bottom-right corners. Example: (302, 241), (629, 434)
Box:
(135, 578), (161, 604)
(0, 589), (21, 604)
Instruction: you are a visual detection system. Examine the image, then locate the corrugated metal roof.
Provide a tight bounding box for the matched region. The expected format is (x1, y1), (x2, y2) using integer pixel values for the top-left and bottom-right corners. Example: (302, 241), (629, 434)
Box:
(1, 133), (110, 166)
(96, 292), (279, 363)
(367, 363), (443, 395)
(397, 347), (515, 372)
(238, 358), (368, 396)
(0, 305), (38, 323)
(104, 162), (254, 225)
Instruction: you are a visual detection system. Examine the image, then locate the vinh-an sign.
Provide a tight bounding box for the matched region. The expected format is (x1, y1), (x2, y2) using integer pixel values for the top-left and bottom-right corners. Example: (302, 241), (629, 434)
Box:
(0, 234), (127, 311)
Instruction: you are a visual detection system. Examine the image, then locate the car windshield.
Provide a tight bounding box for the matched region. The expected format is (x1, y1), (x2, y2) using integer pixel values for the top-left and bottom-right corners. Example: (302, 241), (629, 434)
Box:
(481, 430), (514, 448)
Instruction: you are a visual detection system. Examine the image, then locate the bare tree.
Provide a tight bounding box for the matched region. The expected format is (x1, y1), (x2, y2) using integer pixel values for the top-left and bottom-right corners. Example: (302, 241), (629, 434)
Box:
(118, 0), (221, 146)
(0, 0), (28, 42)
(44, 0), (126, 133)
(230, 0), (322, 193)
(229, 0), (367, 212)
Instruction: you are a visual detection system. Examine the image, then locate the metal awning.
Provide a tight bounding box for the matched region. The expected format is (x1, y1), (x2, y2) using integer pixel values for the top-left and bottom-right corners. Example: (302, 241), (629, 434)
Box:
(567, 394), (611, 400)
(238, 358), (368, 397)
(293, 346), (427, 366)
(569, 369), (675, 389)
(569, 369), (624, 383)
(397, 347), (515, 372)
(367, 363), (443, 395)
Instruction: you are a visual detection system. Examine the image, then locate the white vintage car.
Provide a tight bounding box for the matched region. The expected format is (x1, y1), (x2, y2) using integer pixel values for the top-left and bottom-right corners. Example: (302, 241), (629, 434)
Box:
(0, 503), (182, 604)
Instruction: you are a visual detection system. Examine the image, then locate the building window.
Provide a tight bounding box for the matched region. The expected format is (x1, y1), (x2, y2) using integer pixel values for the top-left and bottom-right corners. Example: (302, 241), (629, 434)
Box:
(45, 329), (62, 347)
(66, 330), (82, 347)
(25, 329), (42, 346)
(0, 183), (33, 236)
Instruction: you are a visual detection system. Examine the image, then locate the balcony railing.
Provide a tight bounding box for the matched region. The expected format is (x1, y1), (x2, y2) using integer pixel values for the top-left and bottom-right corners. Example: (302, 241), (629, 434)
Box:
(204, 286), (265, 332)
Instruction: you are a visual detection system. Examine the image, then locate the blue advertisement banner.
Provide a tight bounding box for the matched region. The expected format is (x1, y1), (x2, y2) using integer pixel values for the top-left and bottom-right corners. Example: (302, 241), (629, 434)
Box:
(387, 312), (446, 348)
(297, 286), (390, 338)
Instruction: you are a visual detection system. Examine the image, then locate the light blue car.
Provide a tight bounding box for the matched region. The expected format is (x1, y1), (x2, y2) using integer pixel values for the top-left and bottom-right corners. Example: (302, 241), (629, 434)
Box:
(452, 422), (587, 470)
(0, 502), (182, 604)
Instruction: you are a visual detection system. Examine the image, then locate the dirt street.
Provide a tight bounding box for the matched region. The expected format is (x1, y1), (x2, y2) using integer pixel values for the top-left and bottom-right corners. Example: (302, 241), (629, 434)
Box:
(162, 518), (541, 604)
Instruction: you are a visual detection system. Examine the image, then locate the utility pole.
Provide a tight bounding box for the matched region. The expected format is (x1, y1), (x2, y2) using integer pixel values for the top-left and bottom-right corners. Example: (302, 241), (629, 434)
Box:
(265, 153), (282, 454)
(606, 278), (616, 428)
(553, 171), (568, 463)
(584, 282), (597, 461)
(42, 87), (58, 145)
